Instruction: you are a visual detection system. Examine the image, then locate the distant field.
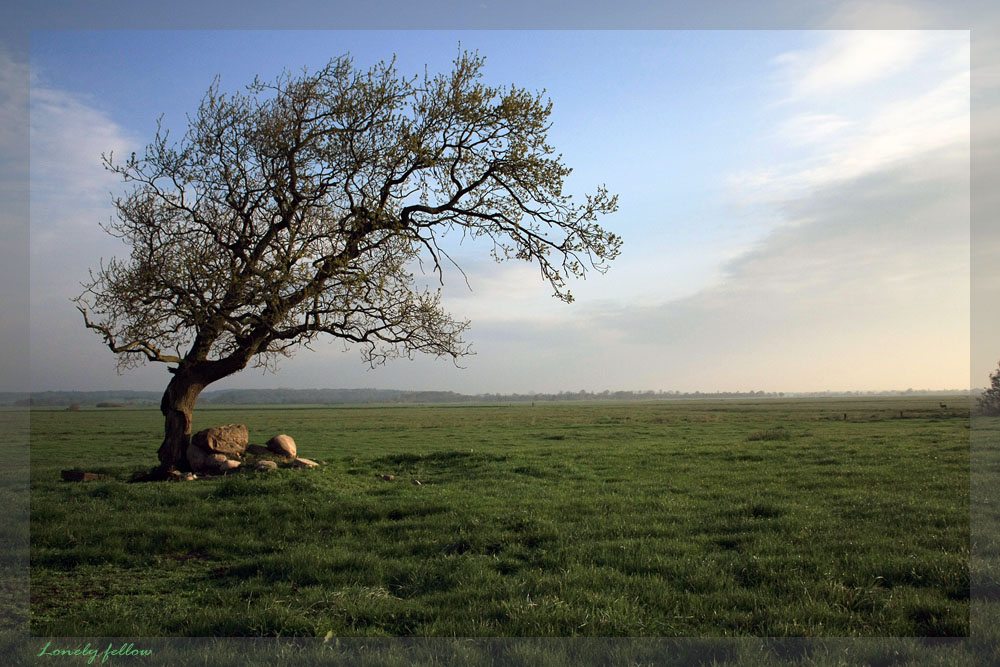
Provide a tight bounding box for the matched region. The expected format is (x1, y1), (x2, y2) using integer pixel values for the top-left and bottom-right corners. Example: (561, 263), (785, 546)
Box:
(29, 397), (970, 637)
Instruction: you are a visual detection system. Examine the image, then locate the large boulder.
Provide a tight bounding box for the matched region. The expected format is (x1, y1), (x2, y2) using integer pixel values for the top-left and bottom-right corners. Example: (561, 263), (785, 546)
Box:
(186, 444), (228, 472)
(266, 434), (296, 459)
(191, 424), (249, 459)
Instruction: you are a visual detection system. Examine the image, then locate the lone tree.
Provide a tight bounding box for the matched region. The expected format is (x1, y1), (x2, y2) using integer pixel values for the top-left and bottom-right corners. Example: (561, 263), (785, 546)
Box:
(75, 51), (621, 472)
(978, 362), (1000, 415)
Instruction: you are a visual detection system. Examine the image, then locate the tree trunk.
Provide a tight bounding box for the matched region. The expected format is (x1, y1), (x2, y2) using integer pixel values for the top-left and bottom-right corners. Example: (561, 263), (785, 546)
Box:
(156, 372), (206, 471)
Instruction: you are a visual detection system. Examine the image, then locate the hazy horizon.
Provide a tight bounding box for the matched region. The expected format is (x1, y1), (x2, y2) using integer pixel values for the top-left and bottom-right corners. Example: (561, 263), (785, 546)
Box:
(11, 384), (975, 397)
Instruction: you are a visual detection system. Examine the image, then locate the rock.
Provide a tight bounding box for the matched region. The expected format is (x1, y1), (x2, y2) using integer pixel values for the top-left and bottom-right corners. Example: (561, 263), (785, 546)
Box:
(252, 460), (278, 471)
(267, 434), (297, 458)
(291, 457), (318, 469)
(246, 444), (271, 456)
(191, 424), (249, 458)
(181, 472), (197, 481)
(379, 474), (395, 482)
(412, 479), (422, 486)
(61, 470), (99, 482)
(218, 460), (241, 473)
(186, 443), (228, 472)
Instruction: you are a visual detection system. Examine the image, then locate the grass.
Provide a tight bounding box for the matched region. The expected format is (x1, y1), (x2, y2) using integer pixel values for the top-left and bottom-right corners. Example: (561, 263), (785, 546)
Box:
(28, 396), (970, 639)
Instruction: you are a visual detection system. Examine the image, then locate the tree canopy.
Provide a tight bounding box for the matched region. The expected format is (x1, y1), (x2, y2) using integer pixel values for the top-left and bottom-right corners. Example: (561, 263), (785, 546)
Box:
(74, 50), (621, 470)
(78, 50), (619, 374)
(978, 362), (1000, 415)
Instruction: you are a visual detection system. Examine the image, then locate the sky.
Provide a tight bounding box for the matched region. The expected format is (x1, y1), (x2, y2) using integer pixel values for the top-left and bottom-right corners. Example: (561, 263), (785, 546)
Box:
(3, 3), (992, 395)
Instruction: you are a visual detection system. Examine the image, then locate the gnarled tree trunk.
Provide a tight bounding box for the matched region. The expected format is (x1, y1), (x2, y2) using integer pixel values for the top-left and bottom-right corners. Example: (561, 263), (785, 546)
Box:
(155, 354), (252, 472)
(157, 371), (206, 472)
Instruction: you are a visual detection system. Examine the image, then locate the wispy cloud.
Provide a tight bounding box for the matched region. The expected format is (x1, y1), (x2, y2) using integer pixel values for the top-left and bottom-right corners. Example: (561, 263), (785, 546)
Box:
(30, 82), (137, 282)
(776, 112), (855, 145)
(29, 82), (152, 390)
(403, 31), (971, 392)
(602, 30), (971, 391)
(772, 31), (929, 100)
(578, 154), (968, 390)
(734, 32), (968, 203)
(30, 85), (136, 226)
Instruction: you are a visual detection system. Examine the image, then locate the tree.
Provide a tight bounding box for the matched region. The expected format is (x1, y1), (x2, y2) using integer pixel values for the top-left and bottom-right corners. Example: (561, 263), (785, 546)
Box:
(75, 51), (621, 472)
(978, 362), (1000, 415)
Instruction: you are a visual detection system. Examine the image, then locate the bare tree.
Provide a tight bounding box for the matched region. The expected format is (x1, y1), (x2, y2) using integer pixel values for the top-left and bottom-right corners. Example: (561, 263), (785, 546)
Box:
(75, 51), (621, 472)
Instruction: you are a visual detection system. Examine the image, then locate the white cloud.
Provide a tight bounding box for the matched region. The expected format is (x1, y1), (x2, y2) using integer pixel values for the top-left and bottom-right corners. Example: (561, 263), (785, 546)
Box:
(777, 112), (854, 145)
(588, 155), (969, 391)
(393, 138), (969, 394)
(29, 83), (148, 390)
(30, 86), (136, 226)
(735, 32), (969, 205)
(773, 31), (928, 100)
(621, 30), (972, 391)
(29, 84), (137, 279)
(436, 257), (566, 325)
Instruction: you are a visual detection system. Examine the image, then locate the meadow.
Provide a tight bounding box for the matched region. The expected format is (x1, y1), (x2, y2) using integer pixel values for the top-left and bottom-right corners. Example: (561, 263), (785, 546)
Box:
(28, 396), (970, 640)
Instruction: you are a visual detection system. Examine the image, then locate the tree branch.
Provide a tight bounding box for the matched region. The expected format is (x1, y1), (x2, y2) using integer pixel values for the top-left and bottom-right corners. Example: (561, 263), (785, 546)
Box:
(77, 306), (183, 364)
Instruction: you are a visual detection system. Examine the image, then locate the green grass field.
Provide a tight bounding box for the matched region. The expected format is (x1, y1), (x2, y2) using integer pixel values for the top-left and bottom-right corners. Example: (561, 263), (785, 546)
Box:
(29, 397), (970, 639)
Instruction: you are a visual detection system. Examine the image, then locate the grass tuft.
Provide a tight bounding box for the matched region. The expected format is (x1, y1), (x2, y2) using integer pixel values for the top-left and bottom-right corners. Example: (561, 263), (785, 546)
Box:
(746, 428), (793, 442)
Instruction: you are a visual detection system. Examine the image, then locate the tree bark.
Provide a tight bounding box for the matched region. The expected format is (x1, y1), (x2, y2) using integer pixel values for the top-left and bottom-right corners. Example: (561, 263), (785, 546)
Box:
(156, 371), (206, 471)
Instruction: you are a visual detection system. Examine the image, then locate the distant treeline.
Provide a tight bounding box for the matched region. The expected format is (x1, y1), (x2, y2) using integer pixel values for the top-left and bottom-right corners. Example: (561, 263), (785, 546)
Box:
(1, 387), (972, 407)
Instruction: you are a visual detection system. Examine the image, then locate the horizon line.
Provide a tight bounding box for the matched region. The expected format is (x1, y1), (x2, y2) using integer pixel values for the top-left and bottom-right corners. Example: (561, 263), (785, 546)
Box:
(8, 386), (976, 396)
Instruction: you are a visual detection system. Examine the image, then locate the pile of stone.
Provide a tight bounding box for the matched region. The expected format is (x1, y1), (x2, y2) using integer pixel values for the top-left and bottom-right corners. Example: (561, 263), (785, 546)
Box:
(185, 424), (319, 474)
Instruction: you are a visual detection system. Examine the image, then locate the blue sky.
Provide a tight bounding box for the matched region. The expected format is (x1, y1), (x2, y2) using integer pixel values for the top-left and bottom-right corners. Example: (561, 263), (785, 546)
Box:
(14, 23), (979, 394)
(28, 30), (796, 298)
